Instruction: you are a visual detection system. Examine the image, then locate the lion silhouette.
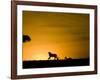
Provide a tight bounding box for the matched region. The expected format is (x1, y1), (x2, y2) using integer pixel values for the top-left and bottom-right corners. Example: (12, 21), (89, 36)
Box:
(48, 52), (58, 60)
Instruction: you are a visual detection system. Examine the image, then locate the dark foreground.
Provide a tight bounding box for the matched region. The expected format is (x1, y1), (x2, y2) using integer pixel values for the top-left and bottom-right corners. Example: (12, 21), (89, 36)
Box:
(23, 58), (89, 69)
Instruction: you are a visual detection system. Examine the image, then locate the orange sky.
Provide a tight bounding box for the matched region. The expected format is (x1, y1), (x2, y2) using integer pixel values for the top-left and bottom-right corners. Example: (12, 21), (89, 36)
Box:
(22, 11), (89, 61)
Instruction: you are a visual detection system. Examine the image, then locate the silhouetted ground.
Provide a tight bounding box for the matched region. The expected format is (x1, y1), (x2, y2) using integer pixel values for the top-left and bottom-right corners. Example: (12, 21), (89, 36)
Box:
(23, 58), (89, 69)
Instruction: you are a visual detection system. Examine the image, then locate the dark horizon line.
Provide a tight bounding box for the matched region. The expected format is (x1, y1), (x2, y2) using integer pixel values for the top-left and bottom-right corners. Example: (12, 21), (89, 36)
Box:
(23, 58), (89, 61)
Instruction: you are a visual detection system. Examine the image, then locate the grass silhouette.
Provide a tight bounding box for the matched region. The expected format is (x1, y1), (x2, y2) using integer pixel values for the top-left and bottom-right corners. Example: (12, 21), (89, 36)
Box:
(23, 58), (89, 69)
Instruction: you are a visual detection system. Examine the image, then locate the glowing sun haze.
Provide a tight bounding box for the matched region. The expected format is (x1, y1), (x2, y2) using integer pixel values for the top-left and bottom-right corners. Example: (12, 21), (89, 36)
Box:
(23, 11), (89, 61)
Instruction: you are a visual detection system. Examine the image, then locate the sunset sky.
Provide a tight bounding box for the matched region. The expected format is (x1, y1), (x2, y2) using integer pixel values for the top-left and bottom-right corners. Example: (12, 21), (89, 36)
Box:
(22, 11), (89, 61)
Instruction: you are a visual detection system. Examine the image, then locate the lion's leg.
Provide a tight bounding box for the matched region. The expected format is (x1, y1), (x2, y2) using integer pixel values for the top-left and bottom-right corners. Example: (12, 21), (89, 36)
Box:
(53, 56), (58, 60)
(54, 57), (56, 60)
(57, 57), (59, 60)
(48, 56), (51, 60)
(55, 56), (58, 60)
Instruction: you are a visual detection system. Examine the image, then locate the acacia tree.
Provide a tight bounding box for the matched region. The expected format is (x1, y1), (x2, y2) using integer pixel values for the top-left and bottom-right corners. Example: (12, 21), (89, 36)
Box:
(23, 35), (31, 43)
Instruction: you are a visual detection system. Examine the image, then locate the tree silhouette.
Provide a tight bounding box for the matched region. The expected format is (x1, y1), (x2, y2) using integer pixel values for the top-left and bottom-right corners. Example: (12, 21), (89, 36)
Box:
(23, 35), (31, 43)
